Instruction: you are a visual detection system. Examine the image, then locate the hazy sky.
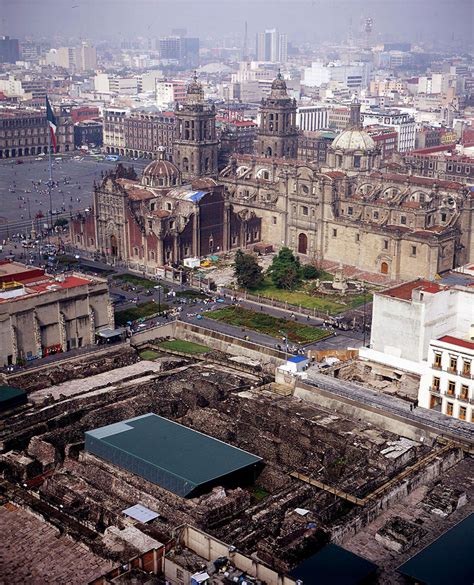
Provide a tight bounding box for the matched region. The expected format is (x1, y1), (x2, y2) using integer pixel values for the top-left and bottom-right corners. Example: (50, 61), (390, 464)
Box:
(2, 0), (473, 46)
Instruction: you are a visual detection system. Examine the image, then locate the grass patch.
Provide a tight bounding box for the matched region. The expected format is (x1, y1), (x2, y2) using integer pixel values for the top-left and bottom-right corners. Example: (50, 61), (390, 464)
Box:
(113, 273), (158, 289)
(115, 301), (163, 326)
(176, 289), (208, 299)
(253, 278), (345, 314)
(250, 486), (270, 502)
(204, 306), (330, 344)
(159, 339), (209, 354)
(139, 349), (160, 360)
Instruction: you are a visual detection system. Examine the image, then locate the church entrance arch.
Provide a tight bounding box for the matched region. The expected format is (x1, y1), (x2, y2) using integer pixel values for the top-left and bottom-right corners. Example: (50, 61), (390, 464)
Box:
(380, 261), (389, 275)
(298, 233), (308, 255)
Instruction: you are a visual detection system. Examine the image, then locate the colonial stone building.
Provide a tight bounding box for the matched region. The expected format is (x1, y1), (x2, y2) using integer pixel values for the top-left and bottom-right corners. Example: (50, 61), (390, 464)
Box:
(173, 73), (219, 181)
(71, 73), (474, 281)
(219, 83), (474, 280)
(0, 261), (113, 366)
(70, 153), (261, 270)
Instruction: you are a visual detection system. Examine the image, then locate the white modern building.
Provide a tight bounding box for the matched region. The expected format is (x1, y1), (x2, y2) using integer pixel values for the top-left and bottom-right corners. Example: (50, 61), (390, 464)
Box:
(297, 106), (330, 131)
(303, 61), (371, 90)
(361, 110), (416, 152)
(419, 335), (473, 423)
(255, 29), (287, 63)
(367, 280), (473, 369)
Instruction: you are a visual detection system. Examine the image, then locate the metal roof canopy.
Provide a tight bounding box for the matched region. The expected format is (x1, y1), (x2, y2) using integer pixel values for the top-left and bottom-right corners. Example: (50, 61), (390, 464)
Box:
(397, 513), (474, 585)
(85, 413), (262, 498)
(123, 504), (159, 523)
(289, 544), (377, 585)
(96, 327), (126, 339)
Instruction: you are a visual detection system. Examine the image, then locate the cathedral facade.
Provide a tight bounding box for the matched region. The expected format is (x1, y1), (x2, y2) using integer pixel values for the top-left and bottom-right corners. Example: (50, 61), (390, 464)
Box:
(71, 74), (474, 281)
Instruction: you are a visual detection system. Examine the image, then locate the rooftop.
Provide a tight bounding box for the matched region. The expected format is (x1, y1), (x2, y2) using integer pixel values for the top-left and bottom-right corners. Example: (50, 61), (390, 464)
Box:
(85, 413), (262, 498)
(289, 544), (377, 585)
(398, 513), (474, 585)
(436, 336), (474, 351)
(380, 280), (443, 301)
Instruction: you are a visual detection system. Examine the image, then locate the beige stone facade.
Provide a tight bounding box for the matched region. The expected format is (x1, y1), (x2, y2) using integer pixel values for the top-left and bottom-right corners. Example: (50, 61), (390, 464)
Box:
(0, 267), (113, 367)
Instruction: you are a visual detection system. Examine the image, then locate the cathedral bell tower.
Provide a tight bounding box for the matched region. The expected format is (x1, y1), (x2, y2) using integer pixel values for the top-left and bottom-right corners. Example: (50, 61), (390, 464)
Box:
(255, 71), (299, 159)
(173, 72), (218, 181)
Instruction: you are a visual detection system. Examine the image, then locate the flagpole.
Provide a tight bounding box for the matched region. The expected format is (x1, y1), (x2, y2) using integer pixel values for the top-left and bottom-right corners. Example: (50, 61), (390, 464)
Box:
(47, 106), (53, 234)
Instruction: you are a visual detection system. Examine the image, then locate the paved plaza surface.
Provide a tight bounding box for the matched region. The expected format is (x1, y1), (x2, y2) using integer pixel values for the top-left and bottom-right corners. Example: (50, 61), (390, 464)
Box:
(0, 156), (149, 240)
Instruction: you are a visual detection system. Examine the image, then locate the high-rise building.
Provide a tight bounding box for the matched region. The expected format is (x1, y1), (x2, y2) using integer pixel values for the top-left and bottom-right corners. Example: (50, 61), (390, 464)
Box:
(159, 36), (200, 66)
(256, 29), (287, 63)
(0, 36), (20, 63)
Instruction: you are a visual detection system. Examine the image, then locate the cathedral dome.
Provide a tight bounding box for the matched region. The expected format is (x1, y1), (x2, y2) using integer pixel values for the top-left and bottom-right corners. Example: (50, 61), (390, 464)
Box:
(331, 129), (376, 152)
(142, 154), (180, 188)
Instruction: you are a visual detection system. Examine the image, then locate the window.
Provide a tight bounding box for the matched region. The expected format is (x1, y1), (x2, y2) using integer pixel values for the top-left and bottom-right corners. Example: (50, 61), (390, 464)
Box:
(462, 360), (471, 376)
(353, 155), (361, 168)
(348, 206), (353, 215)
(441, 213), (447, 222)
(432, 376), (440, 390)
(384, 240), (388, 250)
(459, 406), (467, 420)
(460, 385), (468, 400)
(446, 402), (454, 416)
(433, 353), (442, 368)
(447, 380), (456, 396)
(301, 206), (309, 216)
(166, 202), (172, 211)
(272, 216), (277, 225)
(411, 245), (417, 256)
(355, 233), (360, 242)
(449, 356), (457, 372)
(332, 228), (337, 237)
(176, 569), (184, 579)
(373, 211), (379, 219)
(400, 216), (407, 225)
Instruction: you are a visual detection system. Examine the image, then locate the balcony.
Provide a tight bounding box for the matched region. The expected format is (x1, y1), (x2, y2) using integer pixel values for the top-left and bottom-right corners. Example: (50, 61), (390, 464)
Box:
(431, 363), (442, 371)
(458, 394), (469, 403)
(447, 367), (458, 375)
(460, 370), (472, 380)
(429, 386), (441, 397)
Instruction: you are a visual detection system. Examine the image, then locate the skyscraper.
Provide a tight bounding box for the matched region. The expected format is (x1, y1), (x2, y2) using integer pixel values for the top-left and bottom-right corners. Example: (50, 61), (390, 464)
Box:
(0, 36), (20, 63)
(256, 29), (287, 63)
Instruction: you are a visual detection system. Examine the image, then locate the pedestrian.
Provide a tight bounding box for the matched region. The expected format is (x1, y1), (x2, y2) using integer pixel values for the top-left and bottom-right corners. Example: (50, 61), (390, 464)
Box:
(414, 399), (418, 409)
(410, 403), (413, 412)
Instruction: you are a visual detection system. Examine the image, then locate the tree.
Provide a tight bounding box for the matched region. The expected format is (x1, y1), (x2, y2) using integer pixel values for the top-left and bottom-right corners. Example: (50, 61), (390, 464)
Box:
(54, 218), (69, 229)
(301, 264), (320, 280)
(268, 247), (301, 289)
(234, 249), (264, 289)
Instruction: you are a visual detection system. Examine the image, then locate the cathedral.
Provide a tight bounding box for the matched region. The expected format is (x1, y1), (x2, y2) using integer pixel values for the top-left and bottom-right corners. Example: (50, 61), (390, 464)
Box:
(71, 73), (474, 281)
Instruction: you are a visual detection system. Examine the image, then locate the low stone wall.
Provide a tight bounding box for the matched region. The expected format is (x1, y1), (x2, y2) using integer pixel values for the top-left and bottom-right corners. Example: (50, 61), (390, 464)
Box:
(331, 447), (463, 544)
(131, 321), (287, 375)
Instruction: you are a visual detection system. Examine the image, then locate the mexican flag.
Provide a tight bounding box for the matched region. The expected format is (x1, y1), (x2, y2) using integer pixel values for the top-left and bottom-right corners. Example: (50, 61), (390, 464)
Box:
(45, 96), (57, 151)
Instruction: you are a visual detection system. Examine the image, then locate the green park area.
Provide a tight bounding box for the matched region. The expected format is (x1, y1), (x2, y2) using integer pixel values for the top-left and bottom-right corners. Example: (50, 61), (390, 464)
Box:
(159, 339), (209, 354)
(115, 301), (163, 326)
(204, 306), (330, 344)
(113, 274), (158, 290)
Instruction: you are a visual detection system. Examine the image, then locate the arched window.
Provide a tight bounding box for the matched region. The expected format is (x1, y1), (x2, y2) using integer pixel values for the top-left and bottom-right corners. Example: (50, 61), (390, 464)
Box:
(182, 157), (189, 172)
(298, 233), (308, 255)
(265, 147), (272, 158)
(381, 261), (389, 275)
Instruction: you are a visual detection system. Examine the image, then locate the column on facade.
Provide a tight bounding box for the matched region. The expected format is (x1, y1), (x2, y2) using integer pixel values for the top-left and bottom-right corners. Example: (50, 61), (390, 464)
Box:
(192, 208), (201, 257)
(240, 218), (247, 249)
(223, 201), (231, 252)
(172, 232), (179, 263)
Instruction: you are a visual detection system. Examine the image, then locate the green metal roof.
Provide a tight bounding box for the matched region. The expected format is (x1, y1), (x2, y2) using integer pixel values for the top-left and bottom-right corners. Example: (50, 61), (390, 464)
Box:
(398, 513), (474, 584)
(0, 386), (26, 404)
(85, 413), (262, 497)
